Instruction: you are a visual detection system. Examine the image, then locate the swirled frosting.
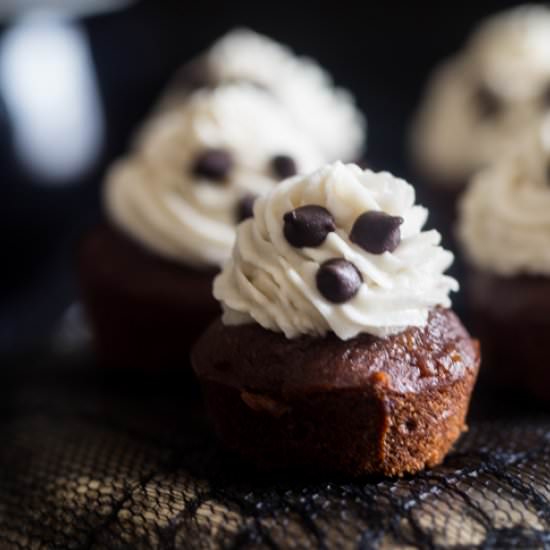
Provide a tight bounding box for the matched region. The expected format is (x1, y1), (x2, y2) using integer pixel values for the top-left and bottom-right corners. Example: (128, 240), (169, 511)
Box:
(214, 162), (458, 340)
(411, 4), (550, 185)
(105, 84), (324, 269)
(163, 28), (365, 163)
(458, 127), (550, 277)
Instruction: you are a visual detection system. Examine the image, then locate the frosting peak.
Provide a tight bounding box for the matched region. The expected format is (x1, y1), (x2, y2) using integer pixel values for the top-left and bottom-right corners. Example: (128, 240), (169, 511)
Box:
(202, 28), (366, 162)
(214, 162), (458, 340)
(470, 5), (550, 99)
(105, 84), (324, 269)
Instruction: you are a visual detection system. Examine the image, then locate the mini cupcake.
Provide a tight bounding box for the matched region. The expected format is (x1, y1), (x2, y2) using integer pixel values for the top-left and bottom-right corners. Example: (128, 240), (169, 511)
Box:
(159, 28), (366, 163)
(192, 162), (480, 476)
(79, 84), (323, 368)
(457, 126), (550, 397)
(411, 5), (550, 240)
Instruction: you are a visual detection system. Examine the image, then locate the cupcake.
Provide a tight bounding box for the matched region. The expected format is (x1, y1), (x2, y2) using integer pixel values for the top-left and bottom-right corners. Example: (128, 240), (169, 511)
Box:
(79, 84), (323, 368)
(457, 126), (550, 398)
(410, 5), (550, 240)
(159, 28), (366, 163)
(192, 162), (480, 476)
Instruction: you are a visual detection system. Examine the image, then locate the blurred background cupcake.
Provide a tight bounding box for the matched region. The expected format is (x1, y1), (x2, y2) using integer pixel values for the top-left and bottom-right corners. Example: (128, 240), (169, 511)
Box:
(410, 4), (550, 245)
(156, 28), (366, 164)
(1, 1), (530, 358)
(79, 83), (324, 368)
(457, 122), (550, 398)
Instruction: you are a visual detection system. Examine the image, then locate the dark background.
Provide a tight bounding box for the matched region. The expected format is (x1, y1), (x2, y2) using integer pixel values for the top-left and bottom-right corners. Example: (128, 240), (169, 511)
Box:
(0, 0), (527, 353)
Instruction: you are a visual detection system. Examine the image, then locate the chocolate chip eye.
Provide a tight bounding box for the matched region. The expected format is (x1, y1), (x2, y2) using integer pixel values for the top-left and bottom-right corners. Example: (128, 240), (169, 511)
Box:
(540, 84), (550, 109)
(236, 194), (257, 222)
(283, 205), (336, 248)
(350, 211), (404, 255)
(271, 155), (297, 180)
(192, 148), (233, 181)
(474, 85), (502, 119)
(316, 258), (362, 304)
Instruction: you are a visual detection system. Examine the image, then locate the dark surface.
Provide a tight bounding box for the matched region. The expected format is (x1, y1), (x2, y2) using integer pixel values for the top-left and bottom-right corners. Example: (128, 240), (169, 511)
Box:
(1, 347), (550, 549)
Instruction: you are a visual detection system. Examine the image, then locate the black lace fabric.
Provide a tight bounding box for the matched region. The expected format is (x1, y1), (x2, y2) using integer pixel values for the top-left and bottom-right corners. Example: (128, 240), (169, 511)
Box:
(1, 351), (550, 550)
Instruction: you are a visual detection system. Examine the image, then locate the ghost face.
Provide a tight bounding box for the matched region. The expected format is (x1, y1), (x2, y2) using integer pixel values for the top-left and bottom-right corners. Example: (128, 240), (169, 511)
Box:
(413, 6), (550, 186)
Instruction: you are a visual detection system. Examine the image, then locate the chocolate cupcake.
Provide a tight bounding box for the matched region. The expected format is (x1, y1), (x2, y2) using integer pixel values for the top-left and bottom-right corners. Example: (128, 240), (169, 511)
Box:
(457, 127), (550, 398)
(157, 28), (366, 163)
(410, 5), (550, 243)
(193, 163), (480, 476)
(79, 84), (323, 368)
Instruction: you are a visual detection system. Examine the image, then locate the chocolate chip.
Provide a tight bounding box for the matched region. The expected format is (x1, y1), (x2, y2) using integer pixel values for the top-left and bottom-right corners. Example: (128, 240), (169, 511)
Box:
(316, 258), (362, 303)
(541, 84), (550, 108)
(271, 155), (297, 179)
(236, 194), (256, 222)
(350, 211), (404, 255)
(474, 85), (502, 119)
(283, 205), (336, 248)
(192, 148), (233, 181)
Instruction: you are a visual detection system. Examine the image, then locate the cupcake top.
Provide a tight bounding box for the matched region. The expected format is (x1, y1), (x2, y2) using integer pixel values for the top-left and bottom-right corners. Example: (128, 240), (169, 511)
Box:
(411, 5), (550, 185)
(214, 162), (458, 340)
(105, 84), (324, 269)
(458, 124), (550, 277)
(165, 28), (365, 163)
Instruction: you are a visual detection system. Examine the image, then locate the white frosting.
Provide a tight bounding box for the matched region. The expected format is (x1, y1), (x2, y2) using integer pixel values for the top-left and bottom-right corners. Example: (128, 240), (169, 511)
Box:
(177, 28), (365, 163)
(412, 5), (550, 185)
(458, 126), (550, 277)
(105, 84), (324, 269)
(215, 162), (458, 340)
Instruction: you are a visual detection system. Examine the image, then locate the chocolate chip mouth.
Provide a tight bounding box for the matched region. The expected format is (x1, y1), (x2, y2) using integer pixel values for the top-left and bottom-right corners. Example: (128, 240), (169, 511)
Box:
(236, 194), (257, 223)
(316, 258), (363, 303)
